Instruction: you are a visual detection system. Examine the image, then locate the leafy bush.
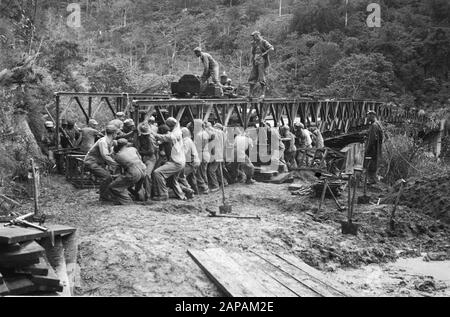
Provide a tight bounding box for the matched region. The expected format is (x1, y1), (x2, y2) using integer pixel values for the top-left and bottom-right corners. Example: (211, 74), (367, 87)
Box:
(381, 124), (450, 184)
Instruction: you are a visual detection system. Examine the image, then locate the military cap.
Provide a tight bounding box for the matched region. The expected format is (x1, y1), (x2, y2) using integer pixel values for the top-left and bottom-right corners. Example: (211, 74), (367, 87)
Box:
(251, 31), (261, 36)
(105, 125), (118, 134)
(88, 119), (98, 126)
(193, 47), (202, 52)
(116, 112), (125, 117)
(214, 123), (224, 130)
(294, 122), (305, 129)
(44, 121), (54, 128)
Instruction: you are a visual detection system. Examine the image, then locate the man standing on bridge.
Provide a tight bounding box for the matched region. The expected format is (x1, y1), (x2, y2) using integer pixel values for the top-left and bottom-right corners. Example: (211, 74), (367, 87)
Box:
(194, 47), (222, 95)
(248, 31), (274, 99)
(364, 110), (383, 184)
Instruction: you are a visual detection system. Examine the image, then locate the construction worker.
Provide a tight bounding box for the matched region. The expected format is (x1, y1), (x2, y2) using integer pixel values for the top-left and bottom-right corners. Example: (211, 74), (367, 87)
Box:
(270, 125), (288, 173)
(41, 121), (57, 162)
(78, 119), (103, 154)
(59, 119), (70, 148)
(193, 47), (222, 94)
(193, 119), (211, 194)
(151, 117), (186, 201)
(280, 125), (297, 170)
(136, 123), (158, 201)
(108, 139), (146, 205)
(178, 127), (200, 198)
(230, 129), (256, 184)
(147, 116), (158, 134)
(109, 112), (126, 130)
(364, 110), (383, 184)
(65, 120), (81, 149)
(207, 122), (226, 192)
(248, 31), (274, 99)
(84, 125), (118, 202)
(310, 126), (324, 149)
(294, 122), (312, 166)
(310, 126), (325, 162)
(120, 118), (137, 144)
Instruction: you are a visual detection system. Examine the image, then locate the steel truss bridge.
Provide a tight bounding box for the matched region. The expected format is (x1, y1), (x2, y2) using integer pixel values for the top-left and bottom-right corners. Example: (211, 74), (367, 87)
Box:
(53, 92), (432, 149)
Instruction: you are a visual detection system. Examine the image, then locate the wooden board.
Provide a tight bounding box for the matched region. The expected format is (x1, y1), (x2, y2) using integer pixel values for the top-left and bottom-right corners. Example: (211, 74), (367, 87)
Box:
(0, 273), (9, 295)
(251, 251), (352, 297)
(227, 252), (302, 297)
(0, 241), (44, 268)
(188, 248), (278, 297)
(0, 224), (76, 245)
(0, 243), (21, 252)
(275, 253), (358, 297)
(189, 248), (356, 297)
(233, 252), (321, 297)
(15, 257), (49, 276)
(35, 283), (63, 293)
(31, 257), (60, 287)
(3, 276), (36, 295)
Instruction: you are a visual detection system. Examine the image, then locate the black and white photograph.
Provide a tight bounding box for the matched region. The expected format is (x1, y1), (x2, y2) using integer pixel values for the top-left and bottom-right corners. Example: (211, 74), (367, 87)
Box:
(0, 0), (449, 301)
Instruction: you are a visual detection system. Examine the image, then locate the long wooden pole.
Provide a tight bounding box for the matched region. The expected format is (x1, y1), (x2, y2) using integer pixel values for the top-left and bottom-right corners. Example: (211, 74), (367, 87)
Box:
(30, 158), (40, 217)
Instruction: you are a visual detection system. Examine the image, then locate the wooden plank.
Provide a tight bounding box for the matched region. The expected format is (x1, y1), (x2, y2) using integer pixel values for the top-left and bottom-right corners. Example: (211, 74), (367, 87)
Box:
(0, 224), (76, 245)
(35, 283), (63, 293)
(275, 254), (358, 297)
(0, 243), (21, 252)
(3, 276), (36, 295)
(251, 251), (347, 297)
(0, 241), (44, 267)
(227, 252), (298, 297)
(15, 256), (49, 276)
(188, 248), (275, 297)
(31, 265), (60, 287)
(241, 252), (321, 297)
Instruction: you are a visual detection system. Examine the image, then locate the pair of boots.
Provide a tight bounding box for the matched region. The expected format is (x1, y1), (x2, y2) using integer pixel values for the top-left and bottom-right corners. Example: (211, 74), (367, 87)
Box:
(248, 84), (266, 99)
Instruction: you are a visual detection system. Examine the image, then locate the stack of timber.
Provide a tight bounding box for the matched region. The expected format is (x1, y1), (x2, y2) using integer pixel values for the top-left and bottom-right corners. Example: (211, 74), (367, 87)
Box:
(188, 248), (357, 297)
(0, 224), (77, 296)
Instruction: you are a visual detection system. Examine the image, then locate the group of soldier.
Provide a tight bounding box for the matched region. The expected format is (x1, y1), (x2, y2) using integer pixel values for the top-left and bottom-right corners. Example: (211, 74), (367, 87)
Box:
(41, 109), (327, 205)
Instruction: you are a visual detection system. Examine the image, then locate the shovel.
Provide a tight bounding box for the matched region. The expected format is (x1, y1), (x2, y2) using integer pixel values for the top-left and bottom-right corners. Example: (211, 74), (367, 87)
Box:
(218, 162), (232, 214)
(341, 173), (359, 235)
(357, 158), (371, 204)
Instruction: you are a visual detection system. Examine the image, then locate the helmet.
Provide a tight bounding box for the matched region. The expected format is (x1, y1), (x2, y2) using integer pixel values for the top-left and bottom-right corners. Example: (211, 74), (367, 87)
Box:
(193, 47), (202, 52)
(44, 121), (54, 128)
(166, 117), (178, 129)
(116, 112), (125, 118)
(123, 118), (134, 126)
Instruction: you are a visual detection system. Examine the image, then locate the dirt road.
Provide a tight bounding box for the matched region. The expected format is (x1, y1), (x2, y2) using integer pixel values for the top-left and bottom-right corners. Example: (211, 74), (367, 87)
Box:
(16, 175), (450, 297)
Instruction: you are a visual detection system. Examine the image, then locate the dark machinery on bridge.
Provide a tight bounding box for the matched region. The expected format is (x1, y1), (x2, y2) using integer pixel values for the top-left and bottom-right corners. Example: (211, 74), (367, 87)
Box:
(170, 74), (237, 99)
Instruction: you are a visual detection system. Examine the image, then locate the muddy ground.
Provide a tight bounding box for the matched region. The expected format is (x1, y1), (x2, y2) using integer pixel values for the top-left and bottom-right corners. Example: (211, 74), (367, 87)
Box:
(10, 174), (450, 297)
